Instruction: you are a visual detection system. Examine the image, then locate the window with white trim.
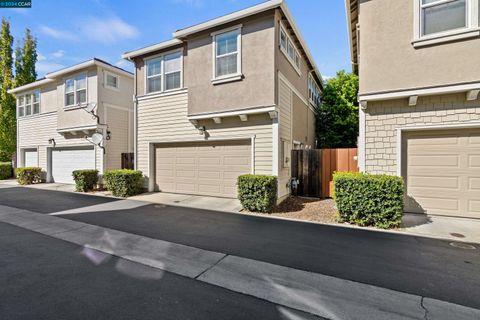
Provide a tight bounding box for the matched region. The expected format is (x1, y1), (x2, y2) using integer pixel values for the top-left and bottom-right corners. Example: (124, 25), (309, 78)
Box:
(280, 25), (301, 72)
(65, 73), (87, 107)
(213, 27), (241, 79)
(105, 72), (119, 89)
(17, 90), (40, 117)
(145, 50), (182, 94)
(17, 96), (24, 117)
(421, 0), (467, 36)
(308, 74), (321, 107)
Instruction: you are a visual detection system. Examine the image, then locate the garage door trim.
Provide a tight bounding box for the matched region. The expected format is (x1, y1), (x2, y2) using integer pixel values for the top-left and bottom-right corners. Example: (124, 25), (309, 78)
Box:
(148, 136), (255, 193)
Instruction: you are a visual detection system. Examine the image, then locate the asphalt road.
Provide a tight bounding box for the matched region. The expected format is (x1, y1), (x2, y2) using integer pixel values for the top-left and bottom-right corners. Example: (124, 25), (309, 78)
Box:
(0, 221), (321, 320)
(1, 187), (479, 310)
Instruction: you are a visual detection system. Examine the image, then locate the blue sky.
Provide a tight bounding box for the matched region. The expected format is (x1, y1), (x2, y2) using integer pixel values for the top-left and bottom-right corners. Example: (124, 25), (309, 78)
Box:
(3, 0), (350, 79)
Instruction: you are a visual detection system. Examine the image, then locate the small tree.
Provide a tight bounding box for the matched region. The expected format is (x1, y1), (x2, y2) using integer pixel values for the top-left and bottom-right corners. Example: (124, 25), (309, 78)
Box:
(14, 28), (37, 87)
(316, 71), (359, 148)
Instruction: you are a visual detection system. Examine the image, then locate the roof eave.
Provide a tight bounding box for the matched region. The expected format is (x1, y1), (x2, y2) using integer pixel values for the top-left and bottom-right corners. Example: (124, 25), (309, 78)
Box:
(121, 38), (184, 60)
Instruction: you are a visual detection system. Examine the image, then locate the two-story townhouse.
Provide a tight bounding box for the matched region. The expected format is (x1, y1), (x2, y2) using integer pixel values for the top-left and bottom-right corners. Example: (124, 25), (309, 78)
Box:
(10, 58), (134, 183)
(122, 0), (323, 201)
(346, 0), (480, 218)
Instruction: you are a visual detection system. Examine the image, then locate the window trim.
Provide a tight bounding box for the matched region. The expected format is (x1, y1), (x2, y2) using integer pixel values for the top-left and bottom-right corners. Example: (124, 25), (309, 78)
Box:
(144, 48), (183, 95)
(413, 0), (479, 47)
(64, 72), (88, 108)
(308, 73), (321, 108)
(211, 24), (243, 83)
(17, 90), (41, 118)
(279, 23), (301, 75)
(104, 71), (119, 91)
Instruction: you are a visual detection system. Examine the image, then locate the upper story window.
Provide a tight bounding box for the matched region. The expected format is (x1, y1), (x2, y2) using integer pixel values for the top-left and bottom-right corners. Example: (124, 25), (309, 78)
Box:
(17, 90), (40, 118)
(145, 50), (182, 94)
(421, 0), (467, 36)
(105, 72), (119, 90)
(280, 24), (301, 73)
(212, 26), (242, 81)
(65, 73), (87, 107)
(414, 0), (479, 46)
(308, 74), (321, 108)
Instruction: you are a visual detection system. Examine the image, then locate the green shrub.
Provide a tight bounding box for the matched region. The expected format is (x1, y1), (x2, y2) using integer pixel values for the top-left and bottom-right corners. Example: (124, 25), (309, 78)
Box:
(333, 172), (404, 229)
(0, 162), (12, 180)
(16, 167), (42, 185)
(72, 169), (99, 192)
(103, 169), (143, 197)
(0, 151), (11, 162)
(237, 174), (278, 213)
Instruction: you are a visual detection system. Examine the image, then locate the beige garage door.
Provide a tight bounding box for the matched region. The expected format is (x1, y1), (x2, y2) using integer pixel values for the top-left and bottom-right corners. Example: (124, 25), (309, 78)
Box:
(404, 129), (480, 218)
(155, 140), (251, 198)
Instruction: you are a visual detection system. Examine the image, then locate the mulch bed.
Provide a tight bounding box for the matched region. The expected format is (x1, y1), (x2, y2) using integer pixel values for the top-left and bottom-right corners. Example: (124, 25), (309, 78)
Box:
(269, 196), (338, 224)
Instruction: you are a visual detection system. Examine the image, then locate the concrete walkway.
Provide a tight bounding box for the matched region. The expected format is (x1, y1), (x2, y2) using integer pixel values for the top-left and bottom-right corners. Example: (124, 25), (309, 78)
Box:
(0, 203), (478, 320)
(130, 192), (243, 213)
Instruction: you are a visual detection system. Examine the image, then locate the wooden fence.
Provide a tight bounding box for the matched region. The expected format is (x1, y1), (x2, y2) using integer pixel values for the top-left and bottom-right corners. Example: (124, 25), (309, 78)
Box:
(121, 153), (135, 170)
(321, 148), (358, 198)
(291, 148), (358, 198)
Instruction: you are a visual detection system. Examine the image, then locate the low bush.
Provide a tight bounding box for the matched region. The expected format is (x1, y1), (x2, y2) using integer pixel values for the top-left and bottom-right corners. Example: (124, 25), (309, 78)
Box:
(0, 162), (12, 180)
(237, 174), (278, 213)
(16, 167), (42, 185)
(333, 172), (404, 229)
(103, 169), (143, 197)
(72, 169), (99, 192)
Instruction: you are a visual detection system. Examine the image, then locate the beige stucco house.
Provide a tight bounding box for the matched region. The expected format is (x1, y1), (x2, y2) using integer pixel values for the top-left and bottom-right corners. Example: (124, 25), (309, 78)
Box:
(10, 58), (134, 183)
(123, 0), (323, 201)
(346, 0), (480, 218)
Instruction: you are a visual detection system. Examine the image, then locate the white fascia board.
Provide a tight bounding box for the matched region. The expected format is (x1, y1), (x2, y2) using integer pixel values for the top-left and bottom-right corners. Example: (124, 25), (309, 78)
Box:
(46, 59), (133, 80)
(121, 39), (183, 60)
(173, 0), (283, 38)
(188, 106), (277, 120)
(359, 82), (480, 102)
(279, 2), (324, 88)
(8, 78), (55, 94)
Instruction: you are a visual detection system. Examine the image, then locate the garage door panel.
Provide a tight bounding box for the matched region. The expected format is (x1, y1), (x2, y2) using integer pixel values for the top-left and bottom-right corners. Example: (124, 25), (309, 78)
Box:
(405, 129), (480, 218)
(51, 147), (95, 184)
(155, 140), (251, 198)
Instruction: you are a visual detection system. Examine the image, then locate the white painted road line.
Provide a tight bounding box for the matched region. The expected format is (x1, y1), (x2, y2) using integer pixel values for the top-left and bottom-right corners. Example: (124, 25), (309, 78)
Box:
(0, 204), (479, 320)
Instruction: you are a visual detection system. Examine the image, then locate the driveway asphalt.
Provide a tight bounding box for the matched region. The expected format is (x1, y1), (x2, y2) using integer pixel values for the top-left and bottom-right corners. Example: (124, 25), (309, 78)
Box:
(0, 221), (321, 320)
(1, 186), (479, 310)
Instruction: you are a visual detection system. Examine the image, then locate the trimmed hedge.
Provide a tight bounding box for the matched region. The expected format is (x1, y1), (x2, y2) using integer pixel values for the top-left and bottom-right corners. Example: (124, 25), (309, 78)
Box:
(72, 169), (99, 192)
(103, 169), (143, 197)
(333, 172), (404, 229)
(0, 162), (12, 180)
(237, 174), (278, 213)
(16, 167), (42, 185)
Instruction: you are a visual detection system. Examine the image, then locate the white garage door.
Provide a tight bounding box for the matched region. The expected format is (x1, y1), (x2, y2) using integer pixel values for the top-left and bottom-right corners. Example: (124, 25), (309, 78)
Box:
(155, 140), (251, 198)
(24, 149), (38, 167)
(51, 147), (95, 184)
(404, 129), (480, 218)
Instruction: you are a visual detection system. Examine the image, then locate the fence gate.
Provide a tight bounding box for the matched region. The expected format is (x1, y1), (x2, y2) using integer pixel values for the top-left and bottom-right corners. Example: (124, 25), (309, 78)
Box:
(321, 148), (358, 198)
(291, 149), (322, 198)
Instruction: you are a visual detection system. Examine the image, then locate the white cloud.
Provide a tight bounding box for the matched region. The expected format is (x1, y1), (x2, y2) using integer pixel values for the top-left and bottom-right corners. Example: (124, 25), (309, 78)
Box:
(115, 59), (128, 67)
(37, 53), (47, 61)
(78, 16), (139, 44)
(171, 0), (203, 6)
(39, 25), (78, 41)
(36, 61), (65, 74)
(51, 50), (66, 58)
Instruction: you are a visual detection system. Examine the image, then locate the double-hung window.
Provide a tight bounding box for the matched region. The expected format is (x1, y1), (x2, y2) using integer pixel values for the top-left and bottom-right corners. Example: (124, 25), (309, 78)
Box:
(279, 25), (301, 73)
(17, 91), (40, 118)
(146, 50), (182, 94)
(105, 72), (119, 90)
(415, 0), (479, 45)
(421, 0), (467, 36)
(65, 73), (87, 107)
(213, 27), (242, 80)
(17, 96), (25, 117)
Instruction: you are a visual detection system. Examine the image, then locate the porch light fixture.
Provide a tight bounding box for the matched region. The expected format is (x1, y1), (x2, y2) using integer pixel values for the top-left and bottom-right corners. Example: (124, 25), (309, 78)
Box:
(198, 126), (206, 135)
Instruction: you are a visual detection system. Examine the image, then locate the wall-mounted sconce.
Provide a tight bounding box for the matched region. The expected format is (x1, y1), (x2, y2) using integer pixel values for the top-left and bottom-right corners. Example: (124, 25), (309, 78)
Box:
(48, 138), (56, 147)
(198, 126), (206, 136)
(106, 130), (111, 141)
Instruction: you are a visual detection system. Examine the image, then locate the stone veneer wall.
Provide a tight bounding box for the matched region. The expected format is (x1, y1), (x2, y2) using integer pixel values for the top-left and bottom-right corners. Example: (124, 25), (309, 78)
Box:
(364, 92), (480, 175)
